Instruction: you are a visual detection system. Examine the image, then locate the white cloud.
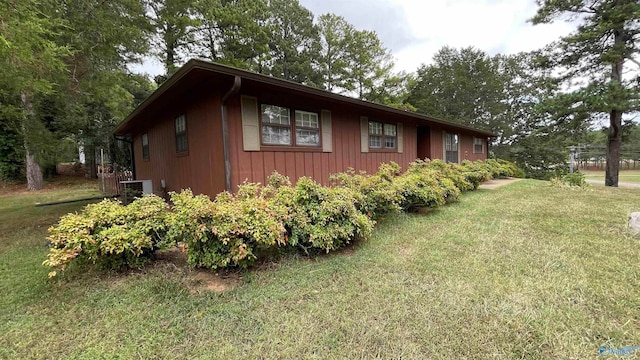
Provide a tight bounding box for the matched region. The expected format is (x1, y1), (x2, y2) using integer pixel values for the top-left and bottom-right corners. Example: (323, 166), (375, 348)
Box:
(136, 0), (579, 76)
(393, 0), (577, 72)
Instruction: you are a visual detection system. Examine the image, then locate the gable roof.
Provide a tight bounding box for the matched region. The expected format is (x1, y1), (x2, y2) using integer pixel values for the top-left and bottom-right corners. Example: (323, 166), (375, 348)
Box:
(115, 59), (495, 137)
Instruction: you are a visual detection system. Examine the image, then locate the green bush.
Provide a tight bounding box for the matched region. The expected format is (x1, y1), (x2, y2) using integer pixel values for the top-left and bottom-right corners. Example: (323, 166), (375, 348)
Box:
(278, 177), (375, 253)
(45, 159), (521, 275)
(459, 160), (493, 188)
(484, 159), (512, 178)
(528, 166), (568, 181)
(330, 162), (403, 219)
(550, 172), (586, 188)
(563, 172), (586, 187)
(425, 159), (476, 192)
(167, 187), (289, 270)
(44, 195), (169, 277)
(394, 160), (450, 210)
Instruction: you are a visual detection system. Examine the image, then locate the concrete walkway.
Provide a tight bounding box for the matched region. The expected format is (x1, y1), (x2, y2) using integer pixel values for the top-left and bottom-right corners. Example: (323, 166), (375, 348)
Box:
(478, 178), (523, 190)
(585, 179), (640, 188)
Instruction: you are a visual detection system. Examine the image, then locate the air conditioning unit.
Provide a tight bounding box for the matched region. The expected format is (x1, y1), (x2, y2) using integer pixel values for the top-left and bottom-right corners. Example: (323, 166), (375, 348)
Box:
(121, 180), (153, 204)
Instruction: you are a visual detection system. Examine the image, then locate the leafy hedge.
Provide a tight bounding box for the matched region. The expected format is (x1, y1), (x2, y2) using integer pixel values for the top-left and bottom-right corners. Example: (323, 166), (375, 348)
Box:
(43, 196), (169, 277)
(330, 162), (402, 219)
(166, 186), (289, 269)
(44, 158), (523, 276)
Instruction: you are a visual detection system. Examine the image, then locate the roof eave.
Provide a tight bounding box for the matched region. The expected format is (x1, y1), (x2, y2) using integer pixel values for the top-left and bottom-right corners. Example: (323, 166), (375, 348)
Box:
(114, 60), (202, 135)
(115, 59), (496, 137)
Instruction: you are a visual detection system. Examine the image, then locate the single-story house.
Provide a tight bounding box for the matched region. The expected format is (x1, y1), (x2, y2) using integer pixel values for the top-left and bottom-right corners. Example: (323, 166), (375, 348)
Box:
(114, 59), (494, 198)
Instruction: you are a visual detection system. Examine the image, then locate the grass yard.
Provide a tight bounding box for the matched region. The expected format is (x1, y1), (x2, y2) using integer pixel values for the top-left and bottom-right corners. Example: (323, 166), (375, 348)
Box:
(582, 169), (640, 185)
(1, 179), (639, 359)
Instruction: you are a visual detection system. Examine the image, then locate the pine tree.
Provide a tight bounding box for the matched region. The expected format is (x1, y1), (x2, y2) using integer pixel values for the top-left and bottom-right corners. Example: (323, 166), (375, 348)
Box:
(532, 0), (640, 186)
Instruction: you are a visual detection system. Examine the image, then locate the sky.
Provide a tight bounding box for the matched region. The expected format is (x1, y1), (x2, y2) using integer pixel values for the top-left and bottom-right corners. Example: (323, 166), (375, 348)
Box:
(134, 0), (577, 76)
(299, 0), (577, 73)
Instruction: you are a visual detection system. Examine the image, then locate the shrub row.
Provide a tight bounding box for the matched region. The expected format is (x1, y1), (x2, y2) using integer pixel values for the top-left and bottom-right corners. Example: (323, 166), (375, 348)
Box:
(44, 159), (523, 276)
(43, 196), (170, 277)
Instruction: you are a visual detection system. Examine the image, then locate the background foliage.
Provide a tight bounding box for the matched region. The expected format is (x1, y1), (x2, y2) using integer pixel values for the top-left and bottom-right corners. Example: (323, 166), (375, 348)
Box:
(2, 0), (638, 185)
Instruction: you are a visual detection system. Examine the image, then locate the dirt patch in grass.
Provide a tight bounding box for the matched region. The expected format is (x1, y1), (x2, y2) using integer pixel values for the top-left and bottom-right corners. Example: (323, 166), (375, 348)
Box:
(397, 244), (414, 260)
(187, 270), (242, 293)
(155, 246), (242, 294)
(478, 177), (523, 190)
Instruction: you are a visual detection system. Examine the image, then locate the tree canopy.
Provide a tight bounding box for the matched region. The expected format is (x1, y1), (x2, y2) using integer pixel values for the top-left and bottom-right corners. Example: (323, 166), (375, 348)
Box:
(3, 0), (639, 187)
(531, 0), (640, 186)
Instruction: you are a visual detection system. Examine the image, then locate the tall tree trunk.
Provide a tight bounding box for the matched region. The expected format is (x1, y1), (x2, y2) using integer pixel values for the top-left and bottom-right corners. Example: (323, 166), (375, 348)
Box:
(605, 30), (624, 187)
(606, 109), (622, 186)
(166, 38), (176, 75)
(85, 144), (97, 179)
(20, 92), (44, 191)
(25, 151), (44, 190)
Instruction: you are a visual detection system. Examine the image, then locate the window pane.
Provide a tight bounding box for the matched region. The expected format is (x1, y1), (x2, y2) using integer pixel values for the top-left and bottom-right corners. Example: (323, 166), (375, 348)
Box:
(445, 133), (459, 151)
(262, 105), (290, 125)
(446, 151), (459, 163)
(262, 125), (291, 145)
(176, 134), (187, 152)
(473, 138), (483, 153)
(175, 115), (187, 152)
(142, 133), (149, 159)
(385, 137), (396, 149)
(369, 121), (382, 135)
(384, 124), (396, 136)
(295, 111), (318, 128)
(175, 115), (185, 133)
(369, 135), (382, 148)
(296, 129), (320, 146)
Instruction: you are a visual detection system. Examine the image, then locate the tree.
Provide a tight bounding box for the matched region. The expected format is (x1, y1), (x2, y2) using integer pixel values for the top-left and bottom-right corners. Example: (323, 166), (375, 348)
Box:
(316, 14), (355, 92)
(404, 47), (584, 177)
(532, 0), (640, 186)
(347, 29), (394, 99)
(362, 71), (416, 111)
(54, 0), (152, 178)
(0, 0), (72, 190)
(147, 0), (199, 75)
(264, 0), (321, 85)
(194, 0), (269, 71)
(406, 47), (505, 131)
(2, 0), (153, 190)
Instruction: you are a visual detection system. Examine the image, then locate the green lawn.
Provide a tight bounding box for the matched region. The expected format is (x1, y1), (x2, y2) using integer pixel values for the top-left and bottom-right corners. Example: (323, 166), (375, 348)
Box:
(1, 179), (639, 359)
(582, 169), (640, 184)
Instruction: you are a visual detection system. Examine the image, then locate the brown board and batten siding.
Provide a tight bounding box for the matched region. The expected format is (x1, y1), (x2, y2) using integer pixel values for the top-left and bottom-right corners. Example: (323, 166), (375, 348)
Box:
(226, 86), (418, 189)
(428, 125), (488, 163)
(459, 133), (487, 162)
(132, 86), (226, 197)
(115, 60), (494, 199)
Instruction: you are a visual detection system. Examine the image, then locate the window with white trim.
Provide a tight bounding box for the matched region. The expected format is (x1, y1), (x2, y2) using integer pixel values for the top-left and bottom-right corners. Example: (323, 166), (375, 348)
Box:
(473, 137), (484, 153)
(369, 121), (396, 149)
(295, 110), (320, 146)
(260, 104), (320, 147)
(261, 104), (291, 145)
(444, 132), (459, 163)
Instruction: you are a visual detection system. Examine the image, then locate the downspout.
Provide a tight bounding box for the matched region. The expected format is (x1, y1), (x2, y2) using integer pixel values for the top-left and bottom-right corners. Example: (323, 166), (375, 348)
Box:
(221, 76), (241, 192)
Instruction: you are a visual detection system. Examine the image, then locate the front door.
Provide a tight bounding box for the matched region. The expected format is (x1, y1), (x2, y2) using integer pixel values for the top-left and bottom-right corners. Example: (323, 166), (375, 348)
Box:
(417, 126), (431, 160)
